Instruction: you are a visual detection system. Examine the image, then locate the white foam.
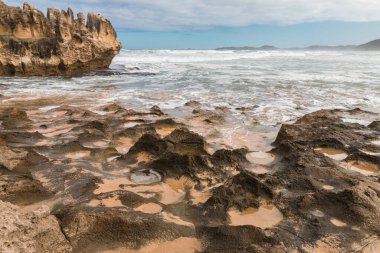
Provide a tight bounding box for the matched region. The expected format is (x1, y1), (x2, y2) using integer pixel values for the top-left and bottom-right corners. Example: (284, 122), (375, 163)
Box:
(2, 50), (380, 126)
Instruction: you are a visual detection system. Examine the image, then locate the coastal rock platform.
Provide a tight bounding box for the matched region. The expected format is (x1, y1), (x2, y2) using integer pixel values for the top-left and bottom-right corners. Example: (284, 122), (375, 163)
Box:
(0, 94), (379, 252)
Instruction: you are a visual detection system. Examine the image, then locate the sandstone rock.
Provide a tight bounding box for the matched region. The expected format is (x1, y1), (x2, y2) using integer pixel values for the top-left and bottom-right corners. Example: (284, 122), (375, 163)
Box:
(0, 200), (71, 253)
(0, 1), (121, 76)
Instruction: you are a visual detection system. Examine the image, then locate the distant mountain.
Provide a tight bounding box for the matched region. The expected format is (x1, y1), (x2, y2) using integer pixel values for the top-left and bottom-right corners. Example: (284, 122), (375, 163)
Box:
(216, 45), (277, 51)
(356, 39), (380, 51)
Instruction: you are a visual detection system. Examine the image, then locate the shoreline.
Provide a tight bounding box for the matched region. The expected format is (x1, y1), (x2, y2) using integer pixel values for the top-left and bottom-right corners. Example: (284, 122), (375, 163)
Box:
(0, 94), (379, 252)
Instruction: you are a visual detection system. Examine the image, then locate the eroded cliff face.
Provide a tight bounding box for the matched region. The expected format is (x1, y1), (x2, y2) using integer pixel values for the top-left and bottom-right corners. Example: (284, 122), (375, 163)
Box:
(0, 1), (121, 76)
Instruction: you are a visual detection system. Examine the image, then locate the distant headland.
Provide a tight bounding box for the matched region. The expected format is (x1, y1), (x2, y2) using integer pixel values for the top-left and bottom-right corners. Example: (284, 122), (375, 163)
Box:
(216, 39), (380, 51)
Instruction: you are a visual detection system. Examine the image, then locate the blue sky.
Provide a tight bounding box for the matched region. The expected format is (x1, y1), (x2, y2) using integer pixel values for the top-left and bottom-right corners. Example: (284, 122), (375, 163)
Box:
(8, 0), (380, 49)
(119, 22), (380, 49)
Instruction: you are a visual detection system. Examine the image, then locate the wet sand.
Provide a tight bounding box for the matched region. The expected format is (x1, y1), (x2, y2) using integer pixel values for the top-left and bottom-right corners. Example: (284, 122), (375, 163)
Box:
(228, 205), (283, 229)
(315, 147), (348, 161)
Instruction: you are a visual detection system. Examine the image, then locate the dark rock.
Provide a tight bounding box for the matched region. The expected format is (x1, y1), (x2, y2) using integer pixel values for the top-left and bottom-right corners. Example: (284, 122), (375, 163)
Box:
(56, 207), (195, 253)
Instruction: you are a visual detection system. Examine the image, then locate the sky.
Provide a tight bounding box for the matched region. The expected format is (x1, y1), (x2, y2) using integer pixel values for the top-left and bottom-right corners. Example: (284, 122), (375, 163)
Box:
(8, 0), (380, 49)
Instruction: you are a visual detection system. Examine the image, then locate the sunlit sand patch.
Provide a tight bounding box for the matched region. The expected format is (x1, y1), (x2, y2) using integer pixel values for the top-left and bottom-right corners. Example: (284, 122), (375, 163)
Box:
(246, 151), (275, 165)
(315, 147), (348, 161)
(323, 185), (335, 190)
(311, 209), (325, 217)
(155, 127), (176, 137)
(246, 165), (270, 174)
(88, 196), (124, 208)
(341, 161), (379, 176)
(372, 140), (380, 146)
(160, 212), (194, 228)
(130, 169), (162, 185)
(115, 137), (134, 154)
(330, 218), (347, 227)
(65, 151), (91, 160)
(94, 178), (134, 194)
(134, 203), (162, 214)
(102, 237), (202, 253)
(228, 205), (283, 229)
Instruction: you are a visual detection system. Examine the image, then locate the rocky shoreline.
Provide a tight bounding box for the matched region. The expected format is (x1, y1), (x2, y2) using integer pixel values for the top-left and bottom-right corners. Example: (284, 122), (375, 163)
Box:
(0, 1), (121, 76)
(0, 93), (379, 253)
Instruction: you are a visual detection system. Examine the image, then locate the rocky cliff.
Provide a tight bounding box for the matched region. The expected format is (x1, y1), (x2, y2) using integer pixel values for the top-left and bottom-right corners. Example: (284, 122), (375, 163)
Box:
(0, 1), (121, 76)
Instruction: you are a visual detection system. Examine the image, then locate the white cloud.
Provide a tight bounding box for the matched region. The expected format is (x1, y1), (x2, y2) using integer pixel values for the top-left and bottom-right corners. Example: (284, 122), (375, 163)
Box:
(8, 0), (380, 30)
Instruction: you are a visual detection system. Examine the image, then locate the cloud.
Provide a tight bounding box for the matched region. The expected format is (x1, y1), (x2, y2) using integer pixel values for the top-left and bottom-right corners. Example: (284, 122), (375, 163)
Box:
(7, 0), (380, 31)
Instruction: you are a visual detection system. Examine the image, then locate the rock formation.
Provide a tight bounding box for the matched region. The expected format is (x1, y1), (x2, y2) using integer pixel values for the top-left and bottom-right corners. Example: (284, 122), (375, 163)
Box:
(0, 92), (379, 252)
(0, 1), (121, 76)
(0, 201), (72, 253)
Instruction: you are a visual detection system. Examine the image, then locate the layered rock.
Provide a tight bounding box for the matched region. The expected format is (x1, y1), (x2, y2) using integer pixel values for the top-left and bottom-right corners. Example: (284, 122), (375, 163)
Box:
(0, 1), (121, 76)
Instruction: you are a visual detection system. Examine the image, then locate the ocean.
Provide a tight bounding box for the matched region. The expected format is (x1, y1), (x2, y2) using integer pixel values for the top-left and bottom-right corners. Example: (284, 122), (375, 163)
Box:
(1, 49), (380, 126)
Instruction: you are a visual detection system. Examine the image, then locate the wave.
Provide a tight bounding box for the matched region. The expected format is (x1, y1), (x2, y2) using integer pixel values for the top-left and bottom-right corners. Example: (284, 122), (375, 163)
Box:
(112, 49), (346, 65)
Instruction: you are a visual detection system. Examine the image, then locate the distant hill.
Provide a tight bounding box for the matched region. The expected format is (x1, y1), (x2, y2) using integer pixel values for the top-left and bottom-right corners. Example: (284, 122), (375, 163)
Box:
(216, 45), (277, 51)
(215, 39), (380, 51)
(356, 39), (380, 51)
(304, 45), (356, 51)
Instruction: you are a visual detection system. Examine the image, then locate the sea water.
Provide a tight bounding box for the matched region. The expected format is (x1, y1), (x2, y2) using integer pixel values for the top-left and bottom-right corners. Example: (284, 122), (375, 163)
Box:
(1, 49), (379, 126)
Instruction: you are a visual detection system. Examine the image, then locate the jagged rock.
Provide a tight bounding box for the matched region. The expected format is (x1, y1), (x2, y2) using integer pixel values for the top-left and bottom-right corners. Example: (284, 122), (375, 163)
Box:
(0, 1), (121, 76)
